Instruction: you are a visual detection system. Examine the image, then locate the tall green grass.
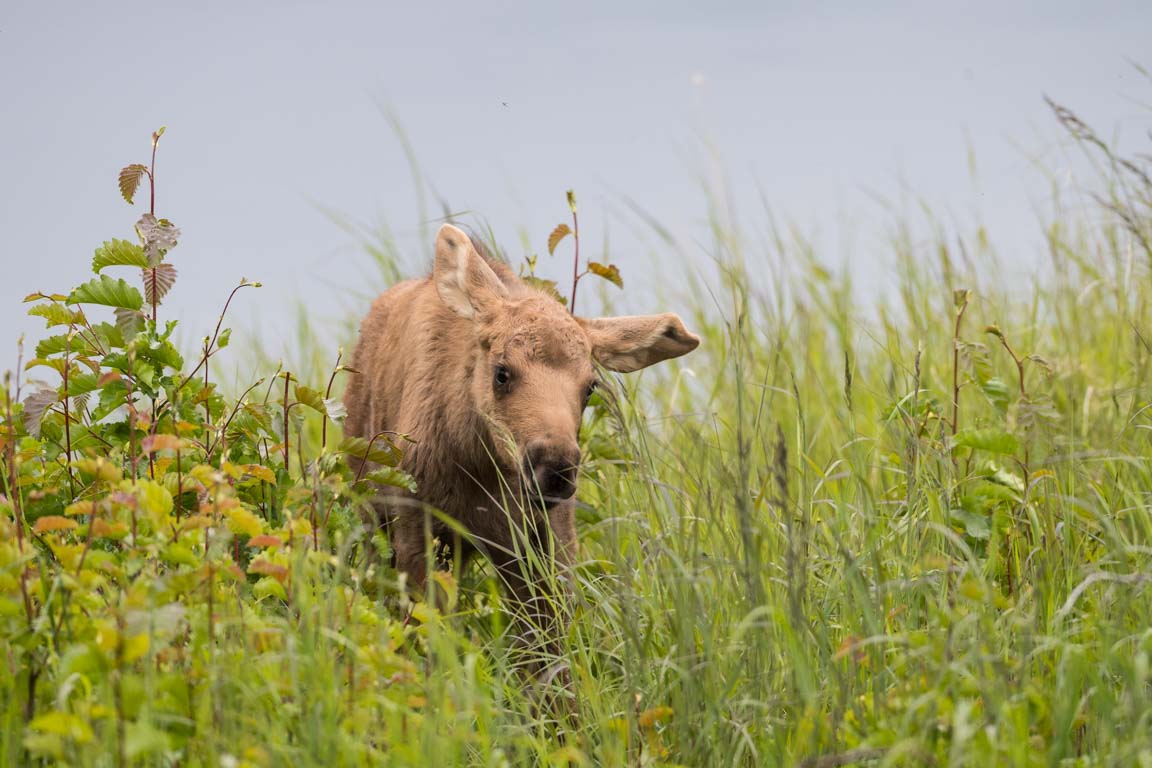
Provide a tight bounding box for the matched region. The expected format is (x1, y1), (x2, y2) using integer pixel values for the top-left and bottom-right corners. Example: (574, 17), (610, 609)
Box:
(3, 103), (1151, 767)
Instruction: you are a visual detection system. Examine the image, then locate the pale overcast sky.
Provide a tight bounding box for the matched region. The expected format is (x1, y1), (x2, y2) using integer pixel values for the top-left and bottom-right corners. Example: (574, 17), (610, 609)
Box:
(2, 1), (1149, 366)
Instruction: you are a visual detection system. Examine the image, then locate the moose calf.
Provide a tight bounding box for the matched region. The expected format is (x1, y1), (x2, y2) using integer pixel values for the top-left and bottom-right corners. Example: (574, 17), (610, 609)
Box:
(344, 224), (698, 653)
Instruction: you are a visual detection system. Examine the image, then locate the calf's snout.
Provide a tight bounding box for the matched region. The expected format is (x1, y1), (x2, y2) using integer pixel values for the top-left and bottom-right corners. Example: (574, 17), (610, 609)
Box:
(523, 439), (581, 500)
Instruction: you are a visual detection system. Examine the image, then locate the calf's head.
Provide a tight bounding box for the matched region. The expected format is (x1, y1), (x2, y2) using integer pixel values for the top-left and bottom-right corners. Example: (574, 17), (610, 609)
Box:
(434, 224), (699, 505)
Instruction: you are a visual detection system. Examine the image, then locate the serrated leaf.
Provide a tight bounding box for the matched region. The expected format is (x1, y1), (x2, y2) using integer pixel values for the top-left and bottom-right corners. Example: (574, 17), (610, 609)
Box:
(114, 308), (145, 337)
(522, 276), (568, 306)
(225, 507), (263, 538)
(135, 213), (180, 265)
(249, 559), (288, 582)
(547, 224), (571, 256)
(140, 434), (183, 453)
(69, 275), (144, 311)
(35, 334), (93, 359)
(294, 385), (324, 413)
(27, 303), (83, 328)
(586, 261), (623, 288)
(296, 385), (347, 423)
(23, 388), (58, 437)
(951, 428), (1019, 456)
(253, 576), (288, 601)
(339, 435), (402, 467)
(93, 239), (148, 273)
(363, 467), (417, 494)
(66, 373), (102, 398)
(34, 515), (77, 533)
(142, 264), (177, 305)
(118, 164), (148, 205)
(23, 292), (69, 303)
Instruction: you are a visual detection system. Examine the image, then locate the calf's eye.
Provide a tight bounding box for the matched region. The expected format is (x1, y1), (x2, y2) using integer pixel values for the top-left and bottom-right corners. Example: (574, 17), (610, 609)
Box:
(493, 364), (512, 391)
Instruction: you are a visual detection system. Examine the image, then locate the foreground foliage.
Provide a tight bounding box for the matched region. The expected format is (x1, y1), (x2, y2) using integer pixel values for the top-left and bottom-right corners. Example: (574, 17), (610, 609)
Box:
(3, 104), (1152, 767)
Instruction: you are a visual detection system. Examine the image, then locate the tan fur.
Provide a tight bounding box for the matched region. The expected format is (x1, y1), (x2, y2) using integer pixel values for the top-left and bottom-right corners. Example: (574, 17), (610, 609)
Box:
(344, 224), (699, 643)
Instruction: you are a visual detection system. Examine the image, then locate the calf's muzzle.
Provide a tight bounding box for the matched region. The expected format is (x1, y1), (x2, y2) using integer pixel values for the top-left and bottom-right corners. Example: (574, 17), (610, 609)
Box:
(523, 439), (580, 501)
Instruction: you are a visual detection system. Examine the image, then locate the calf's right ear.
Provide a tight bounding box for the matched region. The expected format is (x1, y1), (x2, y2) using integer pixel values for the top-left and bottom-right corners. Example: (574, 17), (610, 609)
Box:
(580, 313), (700, 373)
(434, 224), (509, 318)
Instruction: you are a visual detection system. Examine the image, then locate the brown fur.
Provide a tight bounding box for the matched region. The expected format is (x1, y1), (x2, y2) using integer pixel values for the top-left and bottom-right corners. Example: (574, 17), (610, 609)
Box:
(344, 224), (699, 646)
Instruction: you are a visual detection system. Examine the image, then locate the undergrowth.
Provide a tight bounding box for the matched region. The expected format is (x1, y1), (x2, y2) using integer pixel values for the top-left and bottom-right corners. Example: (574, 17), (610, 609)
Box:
(2, 99), (1152, 767)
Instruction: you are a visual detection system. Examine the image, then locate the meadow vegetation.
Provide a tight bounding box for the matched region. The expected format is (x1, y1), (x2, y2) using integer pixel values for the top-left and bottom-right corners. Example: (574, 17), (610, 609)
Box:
(2, 102), (1151, 767)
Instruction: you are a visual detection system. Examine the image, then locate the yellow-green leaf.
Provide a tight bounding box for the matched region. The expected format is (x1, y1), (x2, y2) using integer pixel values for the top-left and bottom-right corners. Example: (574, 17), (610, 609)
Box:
(225, 506), (264, 538)
(547, 224), (571, 256)
(586, 262), (623, 288)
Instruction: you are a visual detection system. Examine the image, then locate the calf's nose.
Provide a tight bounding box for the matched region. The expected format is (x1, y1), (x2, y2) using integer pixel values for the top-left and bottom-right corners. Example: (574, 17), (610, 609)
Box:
(524, 439), (581, 500)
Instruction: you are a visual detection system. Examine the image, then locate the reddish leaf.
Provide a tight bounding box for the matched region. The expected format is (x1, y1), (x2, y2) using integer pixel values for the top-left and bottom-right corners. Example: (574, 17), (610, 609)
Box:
(142, 263), (178, 305)
(34, 515), (77, 533)
(547, 224), (571, 256)
(118, 164), (148, 204)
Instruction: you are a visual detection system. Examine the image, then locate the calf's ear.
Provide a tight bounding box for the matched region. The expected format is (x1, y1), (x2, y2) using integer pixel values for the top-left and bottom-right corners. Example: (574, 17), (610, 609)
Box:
(580, 313), (700, 373)
(434, 224), (509, 318)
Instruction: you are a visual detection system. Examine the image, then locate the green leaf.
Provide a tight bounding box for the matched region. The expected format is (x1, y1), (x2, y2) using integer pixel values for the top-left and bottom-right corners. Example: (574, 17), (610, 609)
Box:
(522, 276), (567, 306)
(547, 224), (571, 256)
(363, 467), (418, 494)
(254, 576), (288, 602)
(138, 338), (184, 372)
(586, 261), (623, 288)
(979, 376), (1011, 413)
(69, 275), (144, 311)
(125, 721), (171, 759)
(27, 303), (84, 328)
(340, 435), (403, 467)
(135, 213), (181, 265)
(35, 334), (95, 359)
(93, 239), (148, 272)
(27, 710), (93, 744)
(294, 385), (348, 423)
(566, 189), (577, 213)
(118, 164), (148, 205)
(142, 263), (178, 305)
(66, 373), (102, 398)
(949, 508), (991, 539)
(951, 428), (1019, 456)
(114, 308), (145, 338)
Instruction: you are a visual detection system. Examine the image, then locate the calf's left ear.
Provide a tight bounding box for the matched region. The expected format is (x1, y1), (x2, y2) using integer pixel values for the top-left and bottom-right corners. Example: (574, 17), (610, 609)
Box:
(579, 313), (700, 373)
(434, 224), (509, 318)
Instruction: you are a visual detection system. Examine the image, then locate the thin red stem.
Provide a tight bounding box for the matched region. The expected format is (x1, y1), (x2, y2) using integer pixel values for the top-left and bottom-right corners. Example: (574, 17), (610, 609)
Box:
(568, 208), (581, 314)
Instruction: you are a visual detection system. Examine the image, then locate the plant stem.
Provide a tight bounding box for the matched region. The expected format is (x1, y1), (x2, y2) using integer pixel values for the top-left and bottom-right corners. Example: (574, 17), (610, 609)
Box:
(951, 299), (968, 436)
(568, 207), (581, 314)
(62, 333), (76, 500)
(282, 374), (292, 475)
(321, 349), (343, 452)
(170, 281), (255, 403)
(149, 133), (158, 217)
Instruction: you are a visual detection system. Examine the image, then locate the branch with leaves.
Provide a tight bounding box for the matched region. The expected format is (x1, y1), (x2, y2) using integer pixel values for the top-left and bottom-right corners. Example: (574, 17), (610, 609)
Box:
(546, 190), (622, 315)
